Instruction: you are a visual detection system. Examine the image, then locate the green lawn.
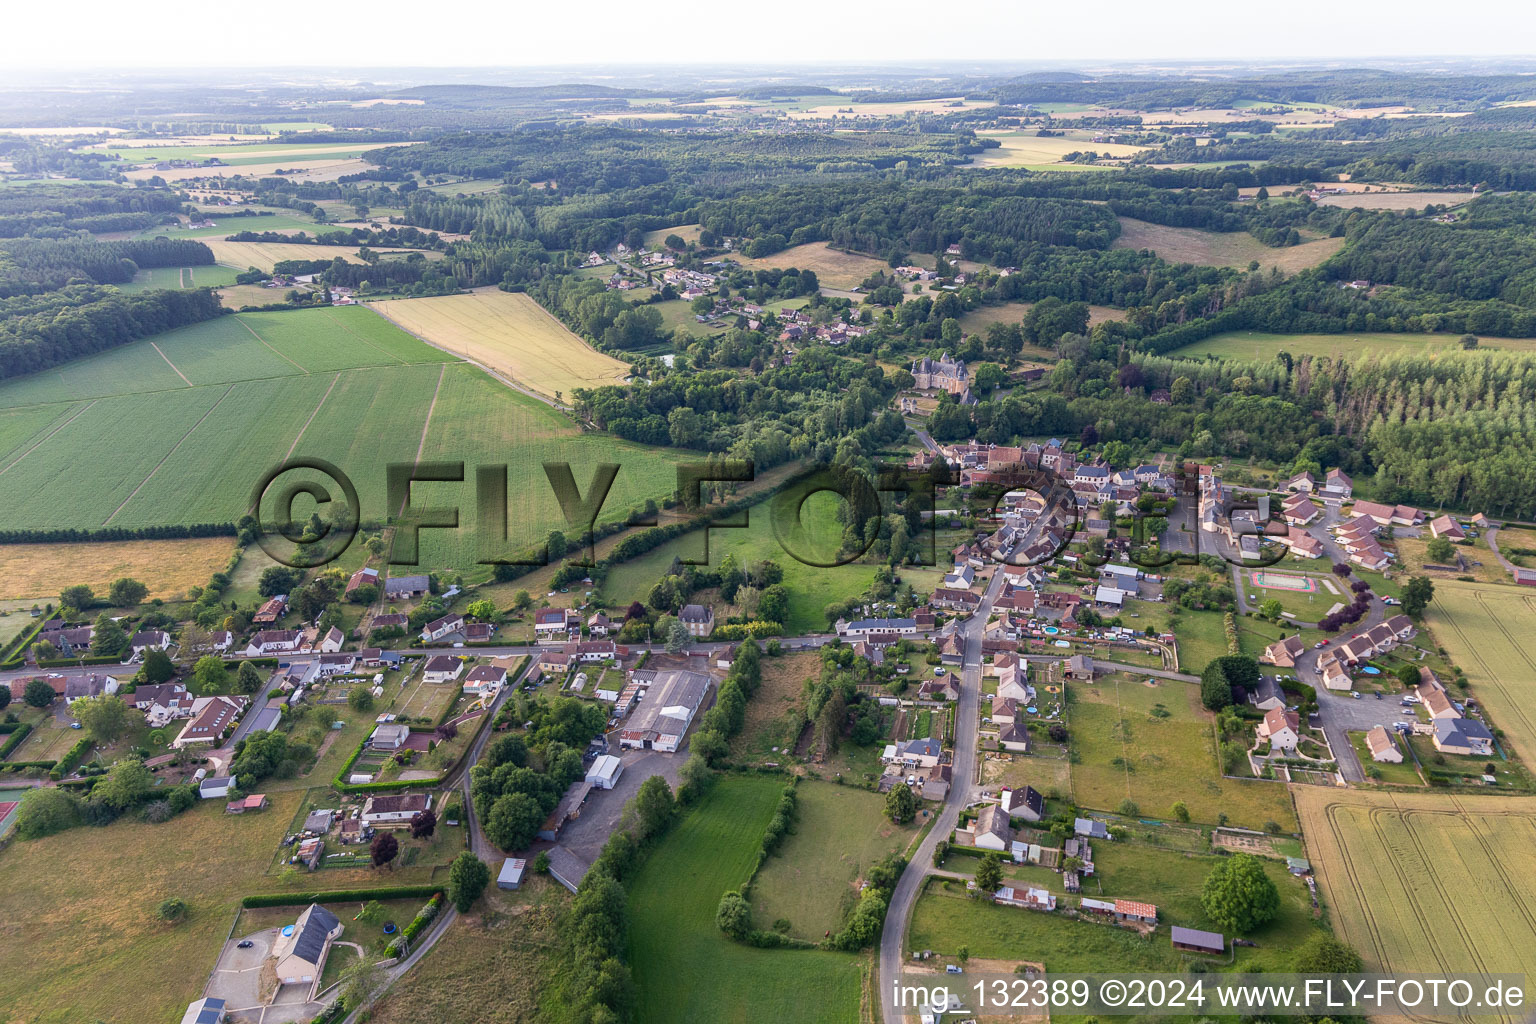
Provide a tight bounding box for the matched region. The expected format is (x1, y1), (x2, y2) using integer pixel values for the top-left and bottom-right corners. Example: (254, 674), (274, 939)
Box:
(1348, 730), (1424, 786)
(1068, 672), (1297, 831)
(750, 780), (919, 940)
(626, 775), (866, 1024)
(1171, 609), (1232, 674)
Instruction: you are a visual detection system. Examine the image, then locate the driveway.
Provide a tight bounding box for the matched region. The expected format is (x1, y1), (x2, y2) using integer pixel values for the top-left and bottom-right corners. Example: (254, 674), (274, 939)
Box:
(207, 929), (276, 1020)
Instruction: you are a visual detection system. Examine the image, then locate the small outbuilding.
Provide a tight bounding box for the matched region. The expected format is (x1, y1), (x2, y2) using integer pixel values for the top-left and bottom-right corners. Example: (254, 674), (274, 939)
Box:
(498, 857), (527, 890)
(1171, 925), (1225, 955)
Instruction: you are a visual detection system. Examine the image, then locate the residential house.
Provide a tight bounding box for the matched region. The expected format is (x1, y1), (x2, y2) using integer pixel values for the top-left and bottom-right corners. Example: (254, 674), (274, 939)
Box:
(1285, 471), (1316, 492)
(837, 617), (918, 637)
(1365, 726), (1402, 763)
(1262, 634), (1307, 668)
(421, 613), (464, 643)
(890, 736), (942, 770)
(1429, 514), (1467, 542)
(1258, 707), (1301, 752)
(679, 604), (715, 637)
(64, 673), (118, 704)
(918, 676), (960, 702)
(973, 803), (1015, 852)
(587, 612), (611, 636)
(173, 695), (247, 748)
(464, 664), (507, 697)
(534, 608), (579, 642)
(129, 630), (171, 659)
(271, 904), (343, 991)
(370, 613), (408, 632)
(316, 654), (356, 677)
(131, 682), (195, 727)
(318, 627), (346, 653)
(1283, 496), (1321, 526)
(382, 575), (430, 600)
(1318, 653), (1351, 691)
(38, 625), (93, 655)
(369, 723), (411, 750)
(990, 696), (1019, 726)
(361, 793), (431, 826)
(1432, 718), (1494, 756)
(422, 655), (463, 684)
(997, 721), (1030, 752)
(344, 567), (379, 597)
(1322, 468), (1353, 499)
(244, 629), (305, 657)
(1001, 785), (1044, 823)
(253, 596), (287, 625)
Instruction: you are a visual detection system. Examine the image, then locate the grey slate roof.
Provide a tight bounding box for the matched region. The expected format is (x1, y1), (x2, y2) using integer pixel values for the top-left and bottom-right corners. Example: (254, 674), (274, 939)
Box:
(292, 904), (341, 965)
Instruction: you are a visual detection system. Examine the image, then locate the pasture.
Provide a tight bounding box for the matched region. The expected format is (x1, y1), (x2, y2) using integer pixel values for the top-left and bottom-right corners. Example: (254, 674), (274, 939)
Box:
(202, 239), (443, 272)
(1297, 786), (1536, 1015)
(371, 289), (632, 400)
(119, 264), (241, 291)
(0, 307), (683, 570)
(143, 211), (324, 240)
(0, 789), (451, 1024)
(1113, 216), (1345, 273)
(727, 242), (889, 290)
(626, 775), (866, 1024)
(1423, 581), (1536, 763)
(750, 780), (920, 940)
(0, 536), (234, 600)
(1068, 671), (1298, 830)
(1169, 329), (1536, 361)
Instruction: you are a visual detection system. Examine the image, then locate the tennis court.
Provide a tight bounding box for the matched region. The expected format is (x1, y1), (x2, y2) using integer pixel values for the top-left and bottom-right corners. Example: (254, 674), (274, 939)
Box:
(1250, 571), (1318, 592)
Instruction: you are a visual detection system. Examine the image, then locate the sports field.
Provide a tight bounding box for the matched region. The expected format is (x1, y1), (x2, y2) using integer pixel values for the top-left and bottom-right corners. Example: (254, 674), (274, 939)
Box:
(1424, 581), (1536, 762)
(1251, 570), (1317, 592)
(0, 307), (684, 568)
(371, 289), (632, 400)
(1297, 787), (1536, 1020)
(626, 775), (865, 1024)
(1113, 216), (1344, 273)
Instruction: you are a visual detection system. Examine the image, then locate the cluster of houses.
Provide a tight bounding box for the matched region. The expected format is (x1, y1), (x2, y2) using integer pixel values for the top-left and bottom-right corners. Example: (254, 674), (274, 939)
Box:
(775, 306), (870, 346)
(1261, 614), (1416, 691)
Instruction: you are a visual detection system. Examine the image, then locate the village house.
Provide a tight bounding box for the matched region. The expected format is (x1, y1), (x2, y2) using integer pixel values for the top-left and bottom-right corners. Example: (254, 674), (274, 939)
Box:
(173, 695), (247, 748)
(534, 607), (580, 642)
(679, 604), (715, 637)
(1432, 718), (1494, 757)
(129, 630), (172, 659)
(420, 612), (464, 643)
(244, 629), (305, 657)
(587, 612), (611, 636)
(422, 655), (463, 684)
(1262, 634), (1307, 668)
(361, 793), (431, 827)
(1258, 707), (1301, 752)
(64, 673), (118, 704)
(464, 664), (507, 697)
(318, 626), (346, 653)
(344, 566), (379, 597)
(1321, 468), (1353, 499)
(1001, 785), (1044, 823)
(253, 596), (287, 624)
(887, 736), (942, 770)
(973, 803), (1014, 852)
(131, 682), (195, 727)
(271, 904), (343, 994)
(1365, 725), (1403, 763)
(1429, 514), (1467, 542)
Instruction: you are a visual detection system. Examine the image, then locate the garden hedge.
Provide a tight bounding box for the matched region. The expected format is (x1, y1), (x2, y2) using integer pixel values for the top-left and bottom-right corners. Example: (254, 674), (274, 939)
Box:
(241, 885), (442, 909)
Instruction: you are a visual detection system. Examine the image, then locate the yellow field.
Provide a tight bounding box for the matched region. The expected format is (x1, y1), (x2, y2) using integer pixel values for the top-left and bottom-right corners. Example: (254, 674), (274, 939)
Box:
(0, 537), (235, 600)
(1297, 787), (1536, 1022)
(203, 240), (443, 273)
(642, 223), (702, 247)
(728, 242), (888, 289)
(1114, 216), (1345, 273)
(1424, 580), (1536, 762)
(370, 290), (630, 401)
(970, 131), (1148, 169)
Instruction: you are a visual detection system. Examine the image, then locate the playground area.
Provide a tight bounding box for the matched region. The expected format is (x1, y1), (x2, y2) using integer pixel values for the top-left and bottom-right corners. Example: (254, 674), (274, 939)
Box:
(1251, 571), (1318, 592)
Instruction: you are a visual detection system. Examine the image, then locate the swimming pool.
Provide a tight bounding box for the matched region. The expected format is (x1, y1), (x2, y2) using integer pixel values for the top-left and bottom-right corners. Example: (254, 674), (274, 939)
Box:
(1361, 666), (1381, 675)
(1044, 626), (1060, 635)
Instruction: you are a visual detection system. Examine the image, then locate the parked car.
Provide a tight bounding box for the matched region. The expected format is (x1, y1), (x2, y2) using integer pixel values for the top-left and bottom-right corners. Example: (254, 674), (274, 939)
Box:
(236, 940), (253, 949)
(946, 965), (963, 974)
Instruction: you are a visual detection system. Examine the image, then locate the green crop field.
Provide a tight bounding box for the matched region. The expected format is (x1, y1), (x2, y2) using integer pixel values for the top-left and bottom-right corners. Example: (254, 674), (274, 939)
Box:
(1170, 330), (1536, 361)
(750, 780), (919, 940)
(1068, 671), (1297, 830)
(141, 212), (325, 240)
(1298, 787), (1536, 1013)
(602, 489), (880, 634)
(1424, 580), (1536, 763)
(119, 264), (242, 291)
(626, 775), (866, 1024)
(0, 307), (686, 571)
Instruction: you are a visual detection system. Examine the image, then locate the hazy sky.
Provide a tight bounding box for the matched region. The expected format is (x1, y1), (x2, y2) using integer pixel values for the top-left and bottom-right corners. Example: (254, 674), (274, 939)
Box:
(6, 0), (1535, 70)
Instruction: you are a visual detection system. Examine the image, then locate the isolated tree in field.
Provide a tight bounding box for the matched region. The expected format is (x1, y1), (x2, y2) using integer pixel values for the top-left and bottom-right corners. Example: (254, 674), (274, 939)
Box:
(885, 782), (917, 824)
(716, 890), (751, 939)
(1402, 575), (1435, 617)
(1426, 536), (1456, 563)
(348, 685), (374, 712)
(59, 584), (95, 612)
(410, 808), (437, 839)
(155, 896), (188, 923)
(1201, 853), (1281, 933)
(235, 660), (264, 695)
(447, 852), (491, 912)
(370, 832), (399, 869)
(1172, 801), (1191, 823)
(1259, 598), (1283, 621)
(107, 578), (148, 607)
(974, 852), (1004, 894)
(189, 655), (227, 696)
(24, 678), (56, 708)
(142, 649), (175, 685)
(1290, 933), (1363, 973)
(73, 694), (133, 744)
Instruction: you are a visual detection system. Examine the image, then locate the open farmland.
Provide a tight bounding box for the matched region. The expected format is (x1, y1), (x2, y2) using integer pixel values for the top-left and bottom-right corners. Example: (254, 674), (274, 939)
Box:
(1315, 190), (1477, 211)
(969, 130), (1148, 169)
(0, 537), (234, 600)
(1297, 787), (1536, 1022)
(202, 239), (443, 272)
(1068, 671), (1297, 830)
(0, 307), (684, 570)
(372, 288), (632, 401)
(1423, 581), (1536, 762)
(750, 780), (919, 940)
(1170, 329), (1536, 361)
(1113, 216), (1345, 272)
(626, 775), (865, 1024)
(727, 242), (889, 289)
(119, 264), (240, 291)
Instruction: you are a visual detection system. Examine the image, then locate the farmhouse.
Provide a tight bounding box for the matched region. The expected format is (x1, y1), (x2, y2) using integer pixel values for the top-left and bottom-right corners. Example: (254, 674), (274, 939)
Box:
(1429, 514), (1467, 541)
(383, 575), (430, 600)
(271, 904), (343, 992)
(1433, 718), (1494, 756)
(253, 596), (287, 624)
(679, 604), (715, 637)
(361, 793), (431, 826)
(422, 655), (463, 684)
(619, 669), (712, 751)
(345, 566), (379, 596)
(1258, 707), (1301, 752)
(1365, 726), (1402, 763)
(173, 695), (247, 748)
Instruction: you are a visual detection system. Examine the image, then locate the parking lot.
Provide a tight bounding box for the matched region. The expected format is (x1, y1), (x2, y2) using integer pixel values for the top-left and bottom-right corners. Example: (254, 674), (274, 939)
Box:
(205, 928), (323, 1024)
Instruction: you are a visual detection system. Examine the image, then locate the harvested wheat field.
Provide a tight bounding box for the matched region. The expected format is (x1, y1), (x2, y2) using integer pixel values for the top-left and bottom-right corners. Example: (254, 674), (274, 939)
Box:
(0, 537), (235, 600)
(1114, 216), (1345, 273)
(1424, 580), (1536, 762)
(370, 289), (631, 400)
(203, 239), (443, 273)
(1315, 190), (1476, 212)
(1296, 787), (1536, 1022)
(728, 243), (888, 290)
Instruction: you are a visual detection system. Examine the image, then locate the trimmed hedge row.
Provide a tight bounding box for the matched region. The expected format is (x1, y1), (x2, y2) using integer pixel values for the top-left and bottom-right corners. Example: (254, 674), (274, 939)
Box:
(36, 655), (125, 668)
(0, 722), (34, 759)
(50, 735), (93, 780)
(241, 885), (443, 909)
(385, 892), (444, 957)
(0, 618), (45, 669)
